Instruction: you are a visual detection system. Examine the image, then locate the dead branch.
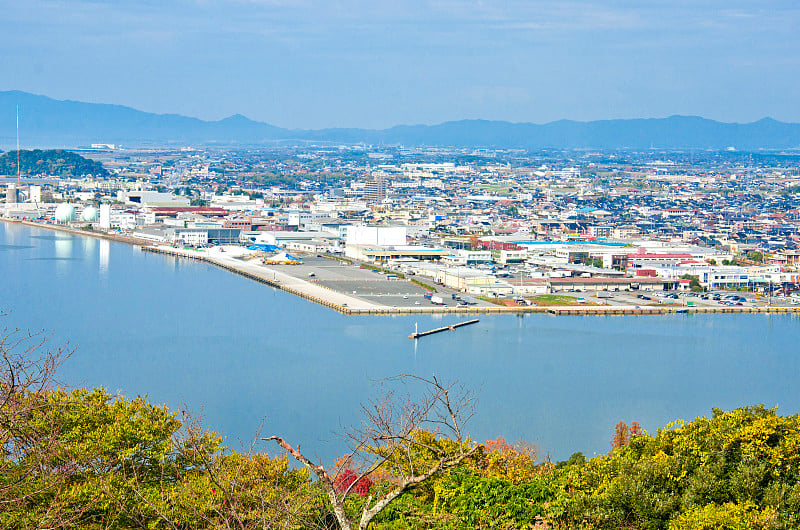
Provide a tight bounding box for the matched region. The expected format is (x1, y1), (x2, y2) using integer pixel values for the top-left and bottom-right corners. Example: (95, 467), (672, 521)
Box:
(264, 374), (479, 530)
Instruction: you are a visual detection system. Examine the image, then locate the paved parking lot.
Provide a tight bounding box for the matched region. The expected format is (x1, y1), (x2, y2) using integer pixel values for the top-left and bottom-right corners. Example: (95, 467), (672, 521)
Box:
(265, 255), (493, 309)
(556, 289), (787, 309)
(248, 253), (797, 311)
(314, 279), (429, 297)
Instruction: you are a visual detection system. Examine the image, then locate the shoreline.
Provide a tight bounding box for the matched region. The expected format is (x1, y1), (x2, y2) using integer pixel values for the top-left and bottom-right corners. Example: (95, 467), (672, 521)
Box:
(5, 218), (158, 246)
(5, 218), (800, 317)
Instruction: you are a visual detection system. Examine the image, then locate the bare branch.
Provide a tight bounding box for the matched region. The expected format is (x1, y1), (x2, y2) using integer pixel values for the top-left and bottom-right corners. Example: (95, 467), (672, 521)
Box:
(264, 374), (479, 530)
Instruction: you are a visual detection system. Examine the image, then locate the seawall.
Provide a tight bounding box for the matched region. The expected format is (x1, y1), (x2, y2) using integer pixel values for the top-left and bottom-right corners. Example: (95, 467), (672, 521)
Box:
(6, 218), (800, 317)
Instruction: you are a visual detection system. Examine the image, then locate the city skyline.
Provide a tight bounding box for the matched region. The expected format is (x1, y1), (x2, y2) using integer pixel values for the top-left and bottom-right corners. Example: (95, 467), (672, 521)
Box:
(3, 1), (799, 129)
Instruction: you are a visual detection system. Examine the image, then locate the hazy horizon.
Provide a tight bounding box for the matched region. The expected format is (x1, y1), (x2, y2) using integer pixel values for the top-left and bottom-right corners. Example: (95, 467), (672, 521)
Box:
(4, 89), (798, 131)
(3, 1), (799, 129)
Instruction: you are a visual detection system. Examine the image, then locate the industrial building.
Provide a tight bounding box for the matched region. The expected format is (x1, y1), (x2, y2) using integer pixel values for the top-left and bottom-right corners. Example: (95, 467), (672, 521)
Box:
(133, 226), (242, 245)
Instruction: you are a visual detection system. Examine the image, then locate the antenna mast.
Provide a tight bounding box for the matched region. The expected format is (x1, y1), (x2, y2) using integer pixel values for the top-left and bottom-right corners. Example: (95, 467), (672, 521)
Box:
(16, 105), (20, 182)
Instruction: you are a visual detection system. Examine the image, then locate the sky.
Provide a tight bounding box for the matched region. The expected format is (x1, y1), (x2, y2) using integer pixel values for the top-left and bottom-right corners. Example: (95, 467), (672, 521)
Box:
(1, 0), (799, 129)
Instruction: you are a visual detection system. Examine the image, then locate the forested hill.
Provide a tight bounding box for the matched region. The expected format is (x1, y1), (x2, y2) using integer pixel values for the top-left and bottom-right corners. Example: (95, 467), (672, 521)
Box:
(0, 149), (108, 177)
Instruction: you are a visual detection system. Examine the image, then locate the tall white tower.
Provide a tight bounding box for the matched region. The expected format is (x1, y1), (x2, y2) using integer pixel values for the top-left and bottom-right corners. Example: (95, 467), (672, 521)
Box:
(99, 204), (111, 230)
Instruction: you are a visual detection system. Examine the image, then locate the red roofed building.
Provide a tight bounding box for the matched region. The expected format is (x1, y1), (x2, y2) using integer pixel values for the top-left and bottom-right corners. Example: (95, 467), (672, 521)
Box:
(627, 252), (694, 270)
(148, 206), (228, 217)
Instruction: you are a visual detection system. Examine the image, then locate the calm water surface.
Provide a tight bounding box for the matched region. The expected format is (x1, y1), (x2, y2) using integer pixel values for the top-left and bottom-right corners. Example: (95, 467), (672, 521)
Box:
(1, 221), (798, 462)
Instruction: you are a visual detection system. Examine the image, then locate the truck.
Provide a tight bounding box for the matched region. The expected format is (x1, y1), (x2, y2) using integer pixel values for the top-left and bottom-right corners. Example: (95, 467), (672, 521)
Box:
(597, 291), (612, 299)
(431, 295), (445, 305)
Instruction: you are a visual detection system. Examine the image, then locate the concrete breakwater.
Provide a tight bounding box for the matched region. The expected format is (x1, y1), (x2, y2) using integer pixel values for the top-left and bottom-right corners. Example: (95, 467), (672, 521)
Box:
(141, 245), (800, 317)
(5, 220), (799, 317)
(142, 245), (357, 313)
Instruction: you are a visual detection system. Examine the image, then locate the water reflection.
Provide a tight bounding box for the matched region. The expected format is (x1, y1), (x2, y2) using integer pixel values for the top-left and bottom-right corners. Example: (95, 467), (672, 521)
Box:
(99, 240), (110, 276)
(82, 237), (97, 260)
(53, 237), (73, 259)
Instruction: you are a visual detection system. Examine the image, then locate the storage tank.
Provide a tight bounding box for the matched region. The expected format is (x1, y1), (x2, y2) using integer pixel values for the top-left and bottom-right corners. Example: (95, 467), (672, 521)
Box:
(81, 206), (99, 222)
(54, 204), (76, 223)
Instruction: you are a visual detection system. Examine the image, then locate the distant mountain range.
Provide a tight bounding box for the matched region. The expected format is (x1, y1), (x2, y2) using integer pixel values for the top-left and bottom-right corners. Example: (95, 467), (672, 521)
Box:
(2, 90), (800, 150)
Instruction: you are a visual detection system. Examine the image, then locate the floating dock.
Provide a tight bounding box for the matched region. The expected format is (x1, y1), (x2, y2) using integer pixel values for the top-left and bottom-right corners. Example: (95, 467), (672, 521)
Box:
(408, 319), (480, 339)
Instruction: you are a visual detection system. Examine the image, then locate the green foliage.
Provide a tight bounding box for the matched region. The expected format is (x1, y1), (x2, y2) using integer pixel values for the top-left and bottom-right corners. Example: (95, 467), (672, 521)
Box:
(1, 387), (189, 527)
(0, 386), (321, 529)
(530, 294), (581, 306)
(432, 468), (553, 528)
(668, 502), (777, 530)
(681, 274), (703, 292)
(4, 371), (800, 530)
(0, 150), (108, 177)
(477, 436), (541, 485)
(410, 277), (437, 292)
(551, 406), (800, 529)
(369, 436), (552, 529)
(168, 452), (325, 528)
(556, 452), (587, 469)
(372, 429), (479, 505)
(501, 205), (520, 217)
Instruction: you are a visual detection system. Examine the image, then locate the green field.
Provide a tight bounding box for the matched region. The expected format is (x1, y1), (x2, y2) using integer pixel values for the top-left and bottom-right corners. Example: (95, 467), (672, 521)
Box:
(530, 294), (583, 306)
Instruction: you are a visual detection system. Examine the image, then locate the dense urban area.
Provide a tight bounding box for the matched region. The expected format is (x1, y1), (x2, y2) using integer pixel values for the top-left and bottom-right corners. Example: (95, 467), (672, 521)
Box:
(3, 144), (800, 311)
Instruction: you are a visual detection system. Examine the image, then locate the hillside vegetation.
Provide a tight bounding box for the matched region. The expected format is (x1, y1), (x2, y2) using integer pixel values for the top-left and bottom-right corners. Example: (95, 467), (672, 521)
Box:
(2, 322), (796, 529)
(0, 149), (108, 177)
(2, 380), (797, 529)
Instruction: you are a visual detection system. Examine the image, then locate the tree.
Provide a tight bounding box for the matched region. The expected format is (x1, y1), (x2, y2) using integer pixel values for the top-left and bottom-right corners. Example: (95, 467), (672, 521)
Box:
(681, 274), (704, 292)
(610, 421), (630, 451)
(557, 407), (800, 529)
(0, 311), (324, 528)
(610, 420), (643, 452)
(480, 436), (540, 484)
(748, 251), (765, 263)
(0, 313), (73, 513)
(0, 150), (108, 177)
(264, 375), (481, 530)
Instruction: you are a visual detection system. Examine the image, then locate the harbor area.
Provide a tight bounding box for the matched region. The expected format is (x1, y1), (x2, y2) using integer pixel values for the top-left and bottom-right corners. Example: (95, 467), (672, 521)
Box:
(142, 244), (800, 316)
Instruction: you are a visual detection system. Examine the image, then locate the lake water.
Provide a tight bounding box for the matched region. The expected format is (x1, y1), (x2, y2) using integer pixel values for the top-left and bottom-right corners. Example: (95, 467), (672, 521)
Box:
(1, 221), (798, 463)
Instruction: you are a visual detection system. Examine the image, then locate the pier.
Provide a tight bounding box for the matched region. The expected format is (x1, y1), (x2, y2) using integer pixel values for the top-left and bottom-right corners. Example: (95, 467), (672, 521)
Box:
(7, 220), (800, 319)
(141, 245), (800, 317)
(408, 319), (480, 339)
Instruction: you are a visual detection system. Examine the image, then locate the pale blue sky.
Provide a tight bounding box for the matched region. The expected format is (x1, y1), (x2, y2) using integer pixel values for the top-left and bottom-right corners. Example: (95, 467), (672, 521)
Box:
(1, 0), (799, 128)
